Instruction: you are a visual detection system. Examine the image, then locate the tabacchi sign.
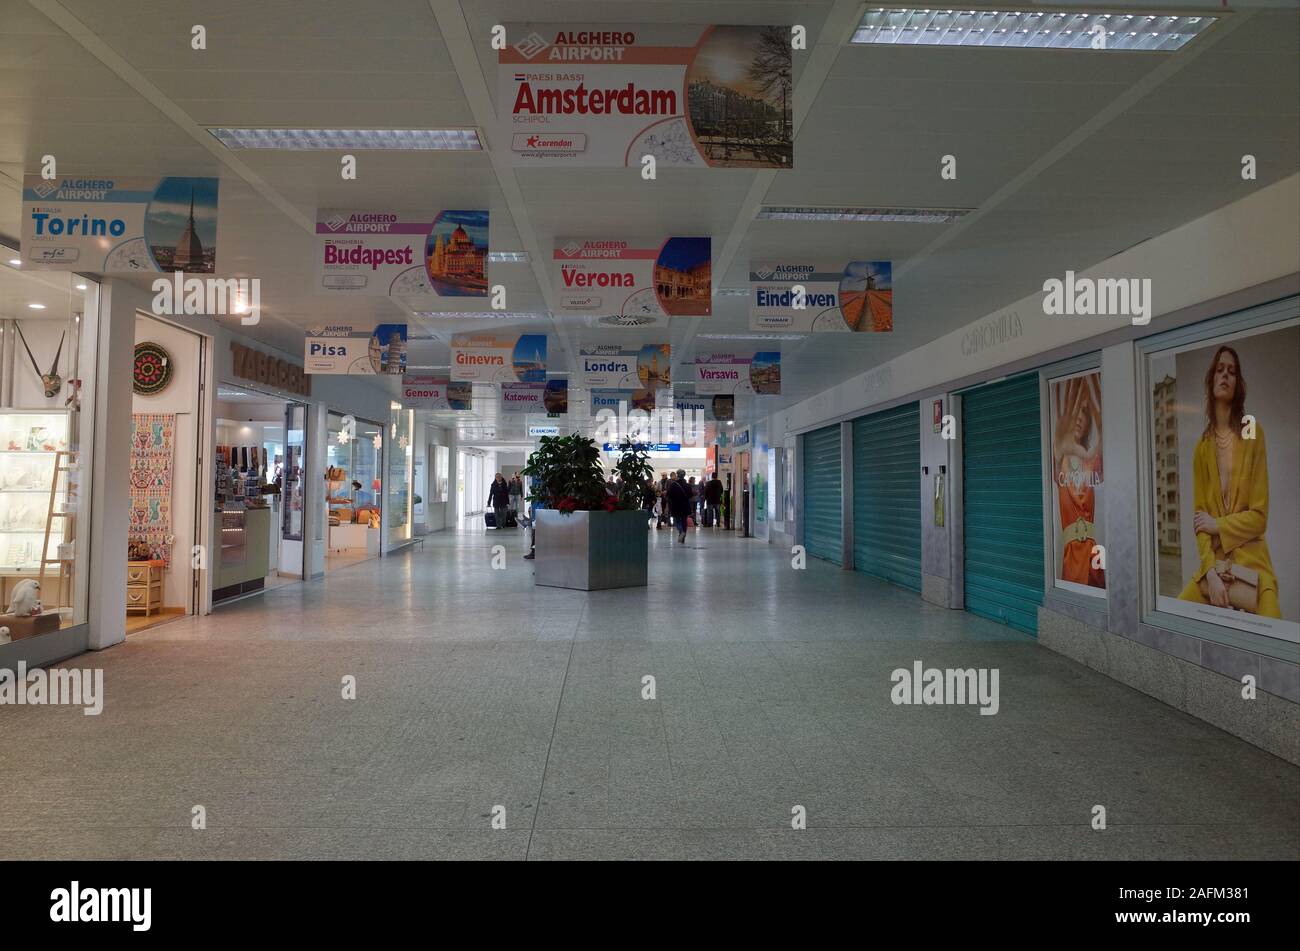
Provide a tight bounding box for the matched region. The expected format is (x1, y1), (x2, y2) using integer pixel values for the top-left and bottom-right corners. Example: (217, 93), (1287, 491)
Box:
(499, 24), (793, 169)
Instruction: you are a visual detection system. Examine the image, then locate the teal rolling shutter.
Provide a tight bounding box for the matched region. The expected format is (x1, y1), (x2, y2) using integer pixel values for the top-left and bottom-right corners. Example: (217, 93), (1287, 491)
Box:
(802, 424), (842, 565)
(852, 402), (921, 591)
(962, 373), (1044, 634)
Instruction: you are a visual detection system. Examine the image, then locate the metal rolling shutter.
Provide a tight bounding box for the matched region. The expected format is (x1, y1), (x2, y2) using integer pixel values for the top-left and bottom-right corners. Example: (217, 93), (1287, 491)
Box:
(852, 402), (921, 591)
(802, 424), (842, 565)
(962, 373), (1044, 634)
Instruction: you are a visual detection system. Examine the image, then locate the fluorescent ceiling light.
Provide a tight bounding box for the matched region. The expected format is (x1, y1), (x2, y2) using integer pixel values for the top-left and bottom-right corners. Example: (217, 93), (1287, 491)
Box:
(7, 259), (20, 267)
(487, 251), (530, 264)
(713, 287), (750, 297)
(413, 311), (548, 320)
(75, 283), (87, 290)
(28, 303), (46, 309)
(759, 205), (971, 223)
(851, 9), (1215, 52)
(697, 333), (807, 341)
(207, 128), (482, 150)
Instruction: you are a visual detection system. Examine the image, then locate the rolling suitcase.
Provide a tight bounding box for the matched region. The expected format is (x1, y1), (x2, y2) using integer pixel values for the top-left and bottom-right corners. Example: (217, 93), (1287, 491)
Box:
(503, 510), (518, 528)
(485, 511), (496, 528)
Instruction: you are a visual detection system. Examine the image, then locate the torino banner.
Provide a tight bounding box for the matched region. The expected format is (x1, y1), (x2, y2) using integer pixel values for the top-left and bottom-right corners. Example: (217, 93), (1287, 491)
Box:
(499, 25), (793, 169)
(695, 351), (782, 395)
(451, 333), (548, 384)
(749, 261), (894, 332)
(22, 175), (218, 271)
(314, 209), (488, 297)
(554, 238), (710, 322)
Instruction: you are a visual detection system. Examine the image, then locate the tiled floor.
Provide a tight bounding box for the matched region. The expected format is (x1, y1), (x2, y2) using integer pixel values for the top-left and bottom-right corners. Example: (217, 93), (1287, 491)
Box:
(3, 526), (1297, 860)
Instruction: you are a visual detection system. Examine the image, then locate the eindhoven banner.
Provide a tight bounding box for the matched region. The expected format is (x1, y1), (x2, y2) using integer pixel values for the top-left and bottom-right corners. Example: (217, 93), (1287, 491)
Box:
(22, 175), (218, 271)
(695, 352), (782, 395)
(1147, 317), (1299, 644)
(314, 209), (488, 297)
(498, 25), (793, 169)
(305, 324), (408, 375)
(553, 238), (710, 321)
(579, 344), (671, 388)
(451, 333), (548, 384)
(750, 261), (894, 332)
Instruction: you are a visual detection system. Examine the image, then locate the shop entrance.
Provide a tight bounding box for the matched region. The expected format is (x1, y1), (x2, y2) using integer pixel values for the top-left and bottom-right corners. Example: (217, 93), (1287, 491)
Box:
(127, 313), (210, 633)
(324, 412), (383, 572)
(212, 386), (307, 605)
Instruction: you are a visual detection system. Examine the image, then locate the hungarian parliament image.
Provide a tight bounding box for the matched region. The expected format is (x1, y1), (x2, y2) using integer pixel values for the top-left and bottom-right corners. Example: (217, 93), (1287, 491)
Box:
(426, 223), (487, 292)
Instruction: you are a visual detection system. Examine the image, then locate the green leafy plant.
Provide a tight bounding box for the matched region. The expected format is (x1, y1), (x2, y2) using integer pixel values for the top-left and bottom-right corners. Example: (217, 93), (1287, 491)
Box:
(520, 434), (653, 515)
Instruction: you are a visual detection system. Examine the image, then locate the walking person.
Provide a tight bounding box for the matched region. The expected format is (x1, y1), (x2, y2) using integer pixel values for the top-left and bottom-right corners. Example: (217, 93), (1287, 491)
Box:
(704, 471), (723, 528)
(507, 473), (523, 514)
(666, 469), (692, 544)
(487, 472), (510, 529)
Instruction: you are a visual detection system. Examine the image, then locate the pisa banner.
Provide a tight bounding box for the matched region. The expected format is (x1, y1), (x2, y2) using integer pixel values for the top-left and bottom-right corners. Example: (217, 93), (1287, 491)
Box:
(750, 261), (894, 332)
(695, 351), (781, 395)
(314, 209), (488, 297)
(499, 25), (793, 169)
(22, 175), (218, 272)
(554, 238), (711, 322)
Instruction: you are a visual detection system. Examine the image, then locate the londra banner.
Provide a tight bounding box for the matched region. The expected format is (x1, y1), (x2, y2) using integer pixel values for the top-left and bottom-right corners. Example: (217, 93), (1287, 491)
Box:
(499, 25), (793, 169)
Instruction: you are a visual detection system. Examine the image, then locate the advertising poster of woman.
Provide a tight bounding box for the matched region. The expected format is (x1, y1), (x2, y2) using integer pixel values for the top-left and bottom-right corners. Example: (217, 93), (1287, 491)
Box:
(1049, 370), (1105, 596)
(1149, 321), (1300, 643)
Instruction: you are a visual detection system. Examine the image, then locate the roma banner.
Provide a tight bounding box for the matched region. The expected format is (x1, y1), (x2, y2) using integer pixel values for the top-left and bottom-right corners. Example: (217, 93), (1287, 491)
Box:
(22, 175), (218, 272)
(695, 351), (781, 395)
(314, 209), (488, 297)
(750, 261), (893, 332)
(579, 344), (671, 388)
(305, 324), (407, 375)
(499, 25), (792, 169)
(401, 376), (472, 410)
(451, 333), (547, 384)
(554, 238), (710, 322)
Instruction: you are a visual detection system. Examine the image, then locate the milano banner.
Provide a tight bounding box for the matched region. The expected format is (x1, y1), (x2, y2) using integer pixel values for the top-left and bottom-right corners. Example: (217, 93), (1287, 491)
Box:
(22, 175), (218, 272)
(314, 209), (488, 297)
(554, 238), (710, 322)
(499, 25), (793, 169)
(695, 352), (781, 395)
(749, 261), (894, 333)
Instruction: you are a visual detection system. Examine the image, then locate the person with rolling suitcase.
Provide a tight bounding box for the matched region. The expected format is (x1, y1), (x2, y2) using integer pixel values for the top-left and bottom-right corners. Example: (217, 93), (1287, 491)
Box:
(487, 473), (510, 530)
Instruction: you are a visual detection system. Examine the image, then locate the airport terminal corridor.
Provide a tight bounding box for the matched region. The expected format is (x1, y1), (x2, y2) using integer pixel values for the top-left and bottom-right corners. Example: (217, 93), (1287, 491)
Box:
(4, 529), (1295, 861)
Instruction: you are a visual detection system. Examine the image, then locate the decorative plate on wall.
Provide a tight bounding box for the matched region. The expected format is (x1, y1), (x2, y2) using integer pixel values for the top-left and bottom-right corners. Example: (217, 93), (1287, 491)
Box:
(133, 341), (173, 395)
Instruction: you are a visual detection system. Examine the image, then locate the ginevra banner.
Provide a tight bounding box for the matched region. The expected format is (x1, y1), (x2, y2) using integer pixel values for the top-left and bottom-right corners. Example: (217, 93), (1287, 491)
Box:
(750, 261), (893, 332)
(22, 175), (218, 271)
(499, 25), (793, 169)
(314, 209), (488, 297)
(579, 344), (671, 388)
(554, 238), (710, 321)
(695, 351), (781, 395)
(305, 323), (407, 375)
(401, 376), (472, 410)
(451, 333), (548, 383)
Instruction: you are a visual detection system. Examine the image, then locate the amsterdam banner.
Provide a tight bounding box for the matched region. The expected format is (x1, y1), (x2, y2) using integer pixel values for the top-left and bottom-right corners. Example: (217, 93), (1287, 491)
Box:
(554, 238), (710, 322)
(499, 25), (793, 169)
(749, 261), (893, 332)
(22, 175), (218, 271)
(314, 209), (488, 297)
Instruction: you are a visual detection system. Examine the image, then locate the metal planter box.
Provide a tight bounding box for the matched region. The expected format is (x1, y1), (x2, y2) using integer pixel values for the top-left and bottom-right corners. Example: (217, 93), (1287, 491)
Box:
(534, 509), (649, 590)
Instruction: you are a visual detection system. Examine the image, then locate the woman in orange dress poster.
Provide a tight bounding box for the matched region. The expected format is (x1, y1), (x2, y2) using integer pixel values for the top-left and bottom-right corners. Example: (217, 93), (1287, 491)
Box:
(1052, 373), (1105, 589)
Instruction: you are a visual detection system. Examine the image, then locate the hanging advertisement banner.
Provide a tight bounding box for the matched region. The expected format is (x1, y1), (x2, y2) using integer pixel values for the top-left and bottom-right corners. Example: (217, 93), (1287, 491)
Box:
(451, 333), (548, 383)
(1146, 319), (1300, 644)
(712, 395), (735, 421)
(400, 376), (472, 410)
(501, 382), (546, 414)
(314, 209), (489, 297)
(21, 175), (218, 271)
(499, 25), (792, 169)
(695, 352), (781, 395)
(749, 261), (893, 332)
(579, 343), (672, 388)
(1048, 369), (1106, 598)
(304, 324), (407, 375)
(590, 387), (661, 414)
(554, 238), (710, 321)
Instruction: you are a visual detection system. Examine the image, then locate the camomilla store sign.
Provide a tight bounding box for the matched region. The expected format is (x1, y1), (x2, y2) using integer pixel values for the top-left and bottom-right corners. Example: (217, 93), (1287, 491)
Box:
(499, 24), (793, 169)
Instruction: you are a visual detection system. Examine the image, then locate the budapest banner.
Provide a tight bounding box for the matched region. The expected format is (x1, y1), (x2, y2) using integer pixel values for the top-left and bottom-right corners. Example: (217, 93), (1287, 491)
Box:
(554, 238), (710, 322)
(451, 333), (548, 384)
(579, 344), (671, 388)
(695, 351), (781, 395)
(304, 324), (407, 375)
(22, 175), (218, 272)
(401, 376), (472, 410)
(499, 25), (793, 169)
(314, 209), (488, 297)
(750, 261), (893, 332)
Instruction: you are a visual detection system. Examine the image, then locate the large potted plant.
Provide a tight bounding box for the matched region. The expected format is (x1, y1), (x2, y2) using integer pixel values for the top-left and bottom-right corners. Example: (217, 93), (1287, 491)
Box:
(520, 435), (653, 590)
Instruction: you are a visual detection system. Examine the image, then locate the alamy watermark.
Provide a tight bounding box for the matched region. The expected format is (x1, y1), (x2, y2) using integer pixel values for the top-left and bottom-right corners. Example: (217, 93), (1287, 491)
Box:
(1042, 270), (1151, 326)
(151, 273), (260, 324)
(593, 402), (708, 448)
(0, 661), (103, 715)
(890, 661), (999, 715)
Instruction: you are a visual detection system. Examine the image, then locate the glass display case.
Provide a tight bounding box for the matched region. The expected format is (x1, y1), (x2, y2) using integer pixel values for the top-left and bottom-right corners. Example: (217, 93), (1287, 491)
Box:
(386, 404), (412, 545)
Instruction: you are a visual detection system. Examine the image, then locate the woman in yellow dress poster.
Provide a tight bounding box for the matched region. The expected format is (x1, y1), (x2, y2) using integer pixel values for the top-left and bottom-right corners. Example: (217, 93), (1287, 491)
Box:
(1177, 345), (1280, 617)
